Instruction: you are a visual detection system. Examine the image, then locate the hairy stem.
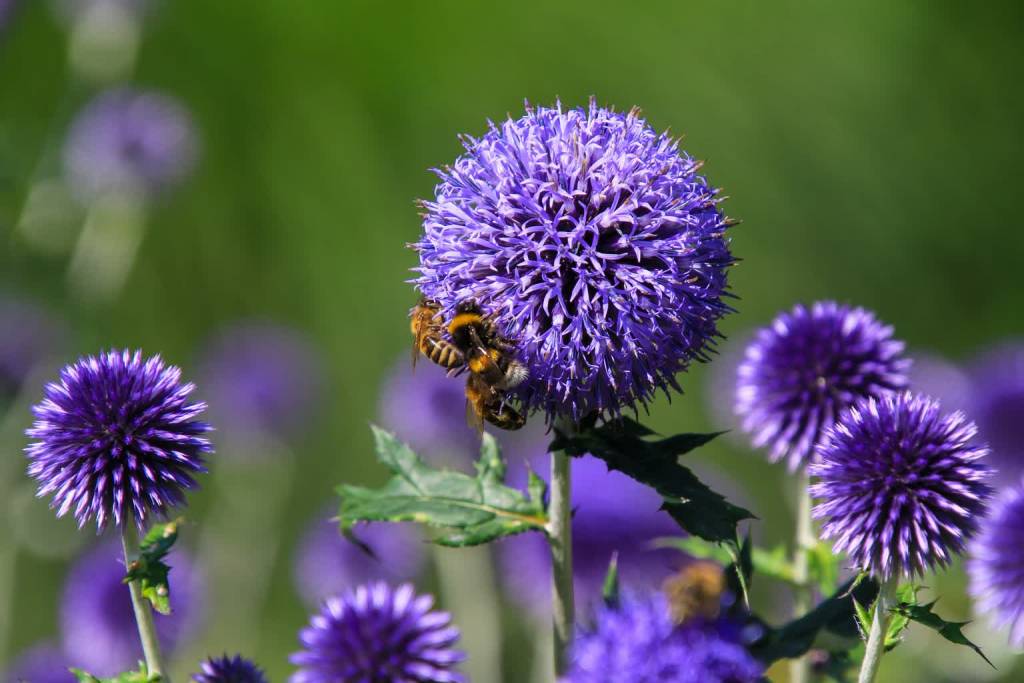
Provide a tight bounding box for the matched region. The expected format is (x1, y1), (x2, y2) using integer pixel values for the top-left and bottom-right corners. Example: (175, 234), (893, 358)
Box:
(121, 524), (167, 680)
(858, 577), (898, 683)
(790, 470), (816, 683)
(547, 418), (576, 677)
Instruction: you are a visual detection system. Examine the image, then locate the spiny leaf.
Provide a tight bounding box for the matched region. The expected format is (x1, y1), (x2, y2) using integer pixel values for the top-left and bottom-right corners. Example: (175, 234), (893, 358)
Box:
(883, 584), (918, 651)
(550, 418), (753, 543)
(602, 552), (620, 608)
(893, 599), (994, 668)
(337, 427), (547, 547)
(123, 518), (182, 615)
(852, 598), (871, 641)
(725, 533), (753, 607)
(750, 574), (880, 663)
(71, 662), (158, 682)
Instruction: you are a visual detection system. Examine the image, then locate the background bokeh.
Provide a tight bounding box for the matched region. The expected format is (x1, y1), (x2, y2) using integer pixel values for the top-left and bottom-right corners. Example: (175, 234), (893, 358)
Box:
(2, 1), (1022, 680)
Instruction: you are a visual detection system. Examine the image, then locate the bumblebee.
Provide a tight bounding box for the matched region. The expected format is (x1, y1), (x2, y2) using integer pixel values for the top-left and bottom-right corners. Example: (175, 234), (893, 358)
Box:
(410, 297), (528, 431)
(662, 561), (726, 624)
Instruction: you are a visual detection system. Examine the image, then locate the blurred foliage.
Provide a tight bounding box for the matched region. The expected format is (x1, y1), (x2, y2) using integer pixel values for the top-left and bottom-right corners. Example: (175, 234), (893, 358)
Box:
(2, 0), (1023, 680)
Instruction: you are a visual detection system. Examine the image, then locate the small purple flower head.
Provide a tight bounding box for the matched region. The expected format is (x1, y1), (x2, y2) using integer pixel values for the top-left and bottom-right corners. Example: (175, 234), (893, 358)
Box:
(293, 510), (425, 607)
(498, 456), (684, 614)
(64, 88), (197, 201)
(26, 349), (212, 530)
(966, 342), (1024, 480)
(567, 592), (763, 683)
(414, 100), (734, 423)
(968, 478), (1024, 647)
(736, 301), (910, 471)
(0, 294), (64, 402)
(3, 642), (73, 683)
(62, 540), (205, 677)
(192, 655), (268, 683)
(290, 582), (466, 683)
(810, 393), (994, 580)
(198, 321), (324, 445)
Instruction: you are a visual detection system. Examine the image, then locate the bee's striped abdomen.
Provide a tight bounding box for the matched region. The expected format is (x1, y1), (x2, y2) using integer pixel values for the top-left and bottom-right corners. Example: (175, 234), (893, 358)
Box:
(421, 337), (464, 369)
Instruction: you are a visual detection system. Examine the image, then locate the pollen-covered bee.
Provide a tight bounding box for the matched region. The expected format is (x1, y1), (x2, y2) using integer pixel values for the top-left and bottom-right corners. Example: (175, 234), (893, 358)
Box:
(410, 297), (528, 431)
(662, 561), (727, 624)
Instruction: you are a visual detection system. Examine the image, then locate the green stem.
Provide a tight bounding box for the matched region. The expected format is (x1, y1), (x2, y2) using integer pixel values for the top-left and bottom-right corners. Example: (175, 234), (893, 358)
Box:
(121, 524), (167, 680)
(857, 577), (898, 683)
(547, 419), (575, 677)
(790, 470), (815, 683)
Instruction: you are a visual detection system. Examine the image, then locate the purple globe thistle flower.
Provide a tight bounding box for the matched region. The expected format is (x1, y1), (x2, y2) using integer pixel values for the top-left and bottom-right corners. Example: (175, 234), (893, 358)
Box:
(736, 301), (910, 471)
(26, 349), (212, 530)
(63, 88), (197, 201)
(497, 455), (685, 615)
(3, 642), (73, 683)
(0, 294), (64, 402)
(413, 100), (735, 423)
(567, 592), (763, 683)
(198, 321), (324, 446)
(62, 540), (205, 677)
(192, 655), (268, 683)
(293, 508), (425, 607)
(966, 342), (1024, 481)
(968, 478), (1024, 646)
(809, 393), (993, 580)
(290, 582), (466, 683)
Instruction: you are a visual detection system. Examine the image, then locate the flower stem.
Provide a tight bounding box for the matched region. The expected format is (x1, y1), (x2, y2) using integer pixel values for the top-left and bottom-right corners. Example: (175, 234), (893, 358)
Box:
(121, 524), (167, 680)
(857, 577), (898, 683)
(789, 470), (816, 683)
(547, 418), (575, 677)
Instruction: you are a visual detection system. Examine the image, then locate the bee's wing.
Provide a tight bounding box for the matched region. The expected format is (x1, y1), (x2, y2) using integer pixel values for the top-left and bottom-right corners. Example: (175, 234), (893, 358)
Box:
(464, 374), (486, 434)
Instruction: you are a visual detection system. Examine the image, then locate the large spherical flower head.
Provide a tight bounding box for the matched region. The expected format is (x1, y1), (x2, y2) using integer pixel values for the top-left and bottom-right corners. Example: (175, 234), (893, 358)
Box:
(26, 349), (212, 530)
(966, 341), (1024, 480)
(968, 478), (1024, 646)
(414, 100), (735, 422)
(198, 321), (325, 445)
(567, 592), (763, 683)
(64, 88), (198, 201)
(192, 655), (268, 683)
(809, 392), (994, 580)
(292, 509), (425, 607)
(736, 301), (910, 471)
(290, 582), (466, 683)
(62, 540), (205, 676)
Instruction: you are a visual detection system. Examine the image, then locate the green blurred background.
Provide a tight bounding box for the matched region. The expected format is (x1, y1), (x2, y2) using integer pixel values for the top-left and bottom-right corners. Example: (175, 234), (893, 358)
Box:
(1, 0), (1022, 680)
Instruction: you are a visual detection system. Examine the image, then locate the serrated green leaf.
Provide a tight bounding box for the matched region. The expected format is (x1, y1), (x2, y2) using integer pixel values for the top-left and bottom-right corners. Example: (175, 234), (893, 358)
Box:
(550, 418), (754, 543)
(852, 598), (871, 640)
(883, 584), (918, 651)
(337, 427), (547, 547)
(750, 575), (880, 663)
(893, 599), (994, 667)
(123, 519), (182, 615)
(602, 552), (620, 608)
(71, 662), (157, 682)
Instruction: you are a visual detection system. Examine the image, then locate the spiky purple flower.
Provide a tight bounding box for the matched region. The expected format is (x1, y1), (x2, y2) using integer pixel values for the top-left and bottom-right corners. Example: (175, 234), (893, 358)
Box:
(62, 540), (205, 677)
(3, 642), (73, 683)
(414, 100), (734, 422)
(26, 349), (212, 530)
(290, 582), (465, 683)
(567, 592), (763, 683)
(198, 321), (324, 445)
(293, 510), (425, 607)
(810, 393), (993, 580)
(968, 478), (1024, 646)
(192, 654), (267, 683)
(0, 294), (63, 402)
(966, 341), (1024, 481)
(63, 88), (197, 201)
(736, 301), (910, 471)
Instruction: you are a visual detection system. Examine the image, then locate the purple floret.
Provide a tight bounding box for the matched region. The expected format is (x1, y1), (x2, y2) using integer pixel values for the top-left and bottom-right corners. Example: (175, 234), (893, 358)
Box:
(810, 393), (993, 580)
(736, 301), (910, 471)
(969, 478), (1024, 646)
(192, 654), (268, 683)
(414, 100), (735, 423)
(290, 582), (465, 683)
(26, 349), (212, 530)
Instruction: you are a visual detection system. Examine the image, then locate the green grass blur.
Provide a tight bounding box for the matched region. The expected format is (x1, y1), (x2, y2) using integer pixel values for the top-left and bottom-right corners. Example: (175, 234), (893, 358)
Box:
(2, 1), (1023, 680)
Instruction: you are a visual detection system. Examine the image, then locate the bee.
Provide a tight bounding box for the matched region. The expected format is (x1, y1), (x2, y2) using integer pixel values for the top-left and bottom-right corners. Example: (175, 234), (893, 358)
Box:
(662, 561), (727, 624)
(410, 297), (528, 431)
